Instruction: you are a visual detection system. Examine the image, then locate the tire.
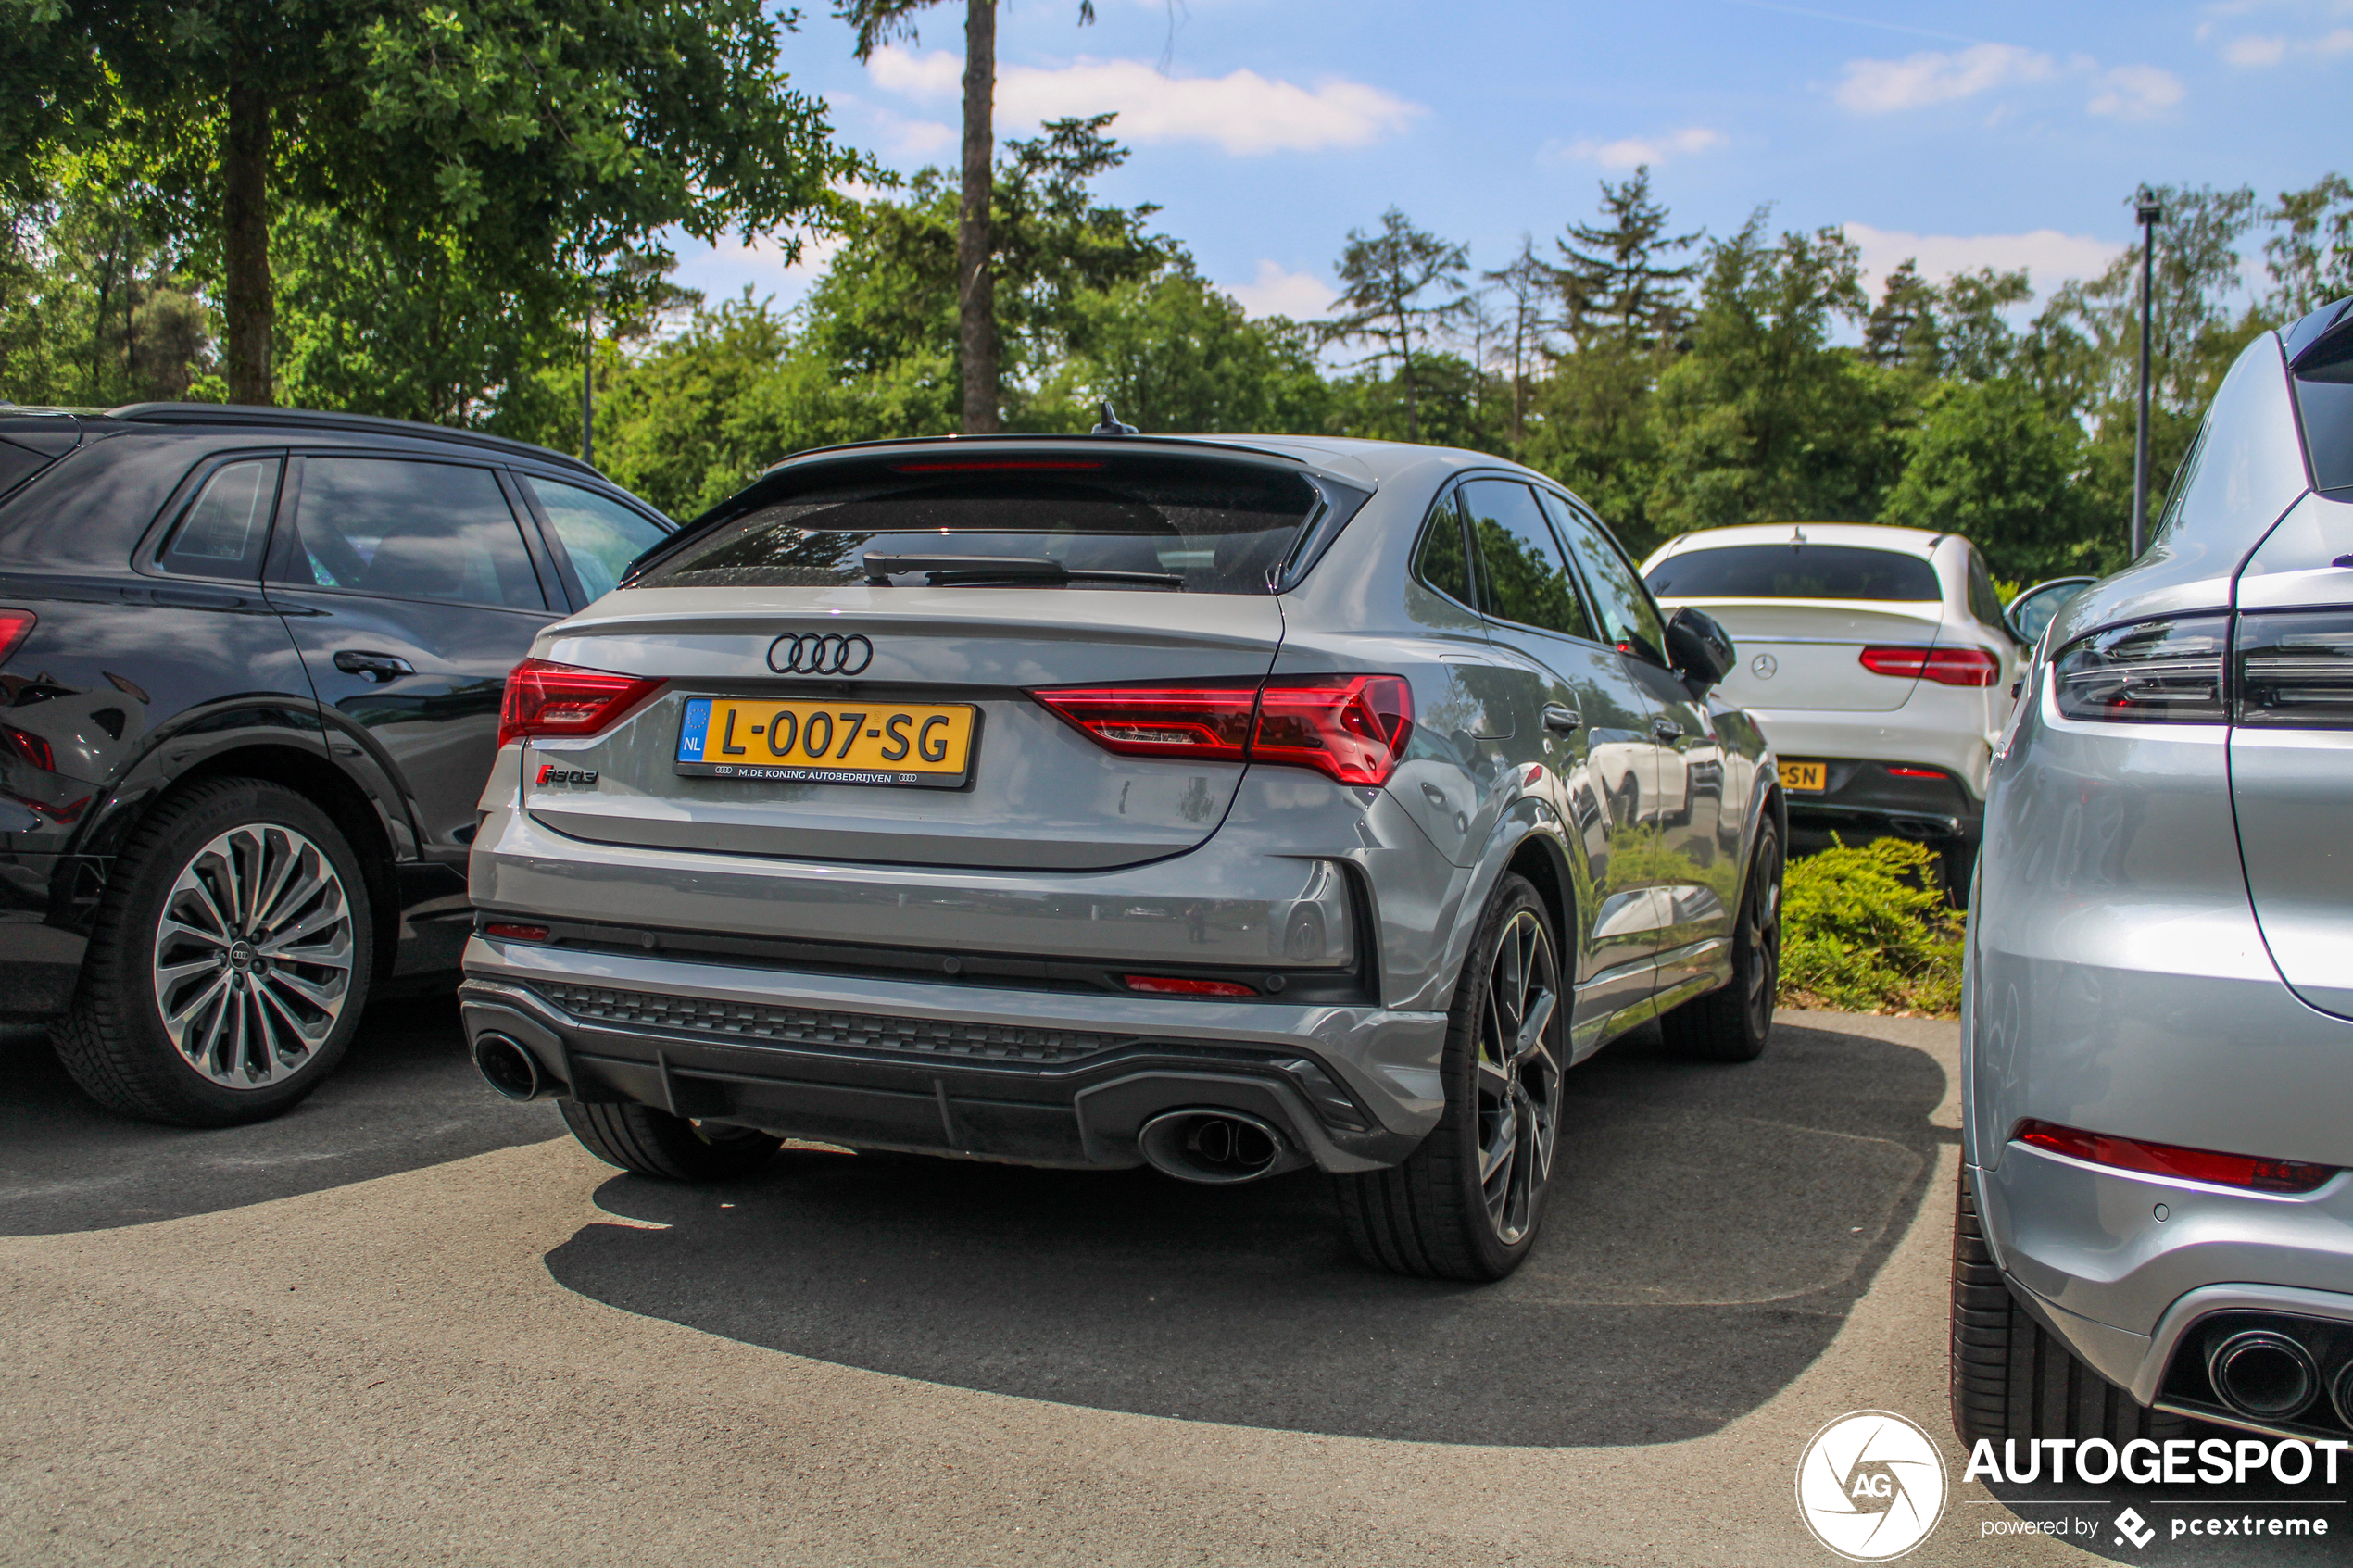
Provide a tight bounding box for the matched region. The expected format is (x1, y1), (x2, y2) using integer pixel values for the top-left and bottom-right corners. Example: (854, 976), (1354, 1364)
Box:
(1659, 819), (1781, 1063)
(51, 778), (374, 1127)
(1951, 1168), (2184, 1445)
(1335, 872), (1566, 1282)
(560, 1100), (782, 1181)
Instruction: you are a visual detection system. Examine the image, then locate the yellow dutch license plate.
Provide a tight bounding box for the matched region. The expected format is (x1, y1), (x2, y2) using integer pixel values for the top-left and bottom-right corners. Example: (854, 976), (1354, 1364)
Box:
(1779, 760), (1828, 793)
(675, 696), (978, 789)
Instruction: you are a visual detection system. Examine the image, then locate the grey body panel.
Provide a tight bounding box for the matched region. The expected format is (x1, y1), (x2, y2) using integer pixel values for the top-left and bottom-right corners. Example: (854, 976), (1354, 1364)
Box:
(1964, 325), (2353, 1416)
(466, 434), (1779, 1172)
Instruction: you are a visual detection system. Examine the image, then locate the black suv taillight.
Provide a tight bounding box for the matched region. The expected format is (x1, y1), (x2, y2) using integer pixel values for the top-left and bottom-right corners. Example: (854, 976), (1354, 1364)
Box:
(2236, 610), (2353, 729)
(2051, 615), (2230, 722)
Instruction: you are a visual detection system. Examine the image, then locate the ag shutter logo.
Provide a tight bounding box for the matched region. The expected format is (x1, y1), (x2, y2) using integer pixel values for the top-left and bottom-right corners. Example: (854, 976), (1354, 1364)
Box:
(1796, 1410), (1950, 1562)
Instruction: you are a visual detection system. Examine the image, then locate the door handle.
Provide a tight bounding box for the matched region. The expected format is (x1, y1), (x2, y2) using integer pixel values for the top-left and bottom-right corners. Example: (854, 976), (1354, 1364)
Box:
(1650, 717), (1684, 741)
(1542, 704), (1583, 734)
(333, 649), (415, 683)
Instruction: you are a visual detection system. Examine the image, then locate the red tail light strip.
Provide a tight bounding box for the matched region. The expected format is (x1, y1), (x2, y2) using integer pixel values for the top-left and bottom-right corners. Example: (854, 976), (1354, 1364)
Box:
(1858, 645), (2001, 687)
(1123, 974), (1256, 997)
(498, 659), (665, 747)
(1033, 674), (1414, 787)
(2016, 1120), (2334, 1194)
(0, 609), (34, 664)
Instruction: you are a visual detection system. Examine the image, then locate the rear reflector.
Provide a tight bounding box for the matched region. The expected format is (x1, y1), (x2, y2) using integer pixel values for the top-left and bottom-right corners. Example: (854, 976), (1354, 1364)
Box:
(2016, 1120), (2334, 1194)
(1124, 974), (1256, 997)
(1858, 645), (2001, 687)
(1884, 765), (1944, 780)
(1033, 674), (1414, 787)
(498, 659), (663, 747)
(483, 922), (551, 943)
(0, 609), (33, 664)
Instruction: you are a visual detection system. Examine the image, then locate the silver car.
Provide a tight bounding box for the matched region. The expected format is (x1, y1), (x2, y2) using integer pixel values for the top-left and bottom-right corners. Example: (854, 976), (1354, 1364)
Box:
(1957, 296), (2353, 1442)
(459, 435), (1783, 1280)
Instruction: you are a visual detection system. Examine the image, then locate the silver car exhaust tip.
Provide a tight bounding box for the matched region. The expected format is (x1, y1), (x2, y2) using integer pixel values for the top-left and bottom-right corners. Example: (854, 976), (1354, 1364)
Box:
(1137, 1110), (1288, 1185)
(2207, 1328), (2320, 1422)
(472, 1033), (564, 1103)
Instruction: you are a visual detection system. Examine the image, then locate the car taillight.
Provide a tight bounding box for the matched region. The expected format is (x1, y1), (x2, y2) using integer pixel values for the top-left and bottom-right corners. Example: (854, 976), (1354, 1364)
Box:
(2016, 1120), (2334, 1194)
(1032, 674), (1414, 787)
(0, 609), (33, 664)
(2051, 615), (2229, 723)
(1857, 645), (2001, 687)
(497, 659), (663, 747)
(2236, 610), (2353, 729)
(0, 722), (53, 771)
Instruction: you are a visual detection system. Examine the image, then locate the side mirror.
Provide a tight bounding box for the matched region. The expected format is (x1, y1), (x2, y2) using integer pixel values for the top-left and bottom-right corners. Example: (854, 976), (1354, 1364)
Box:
(2004, 576), (2097, 649)
(1664, 606), (1735, 693)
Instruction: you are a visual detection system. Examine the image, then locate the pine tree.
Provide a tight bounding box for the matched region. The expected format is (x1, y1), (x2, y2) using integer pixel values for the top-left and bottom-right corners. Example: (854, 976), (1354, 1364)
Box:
(1549, 166), (1701, 353)
(1327, 208), (1473, 442)
(1863, 258), (1941, 370)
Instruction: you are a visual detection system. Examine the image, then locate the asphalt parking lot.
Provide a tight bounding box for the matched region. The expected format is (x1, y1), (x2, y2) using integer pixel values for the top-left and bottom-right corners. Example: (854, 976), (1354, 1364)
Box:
(0, 1003), (2322, 1566)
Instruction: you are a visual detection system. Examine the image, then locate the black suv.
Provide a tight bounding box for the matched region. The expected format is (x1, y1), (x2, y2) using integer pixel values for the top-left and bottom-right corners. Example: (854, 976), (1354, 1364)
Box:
(0, 403), (672, 1124)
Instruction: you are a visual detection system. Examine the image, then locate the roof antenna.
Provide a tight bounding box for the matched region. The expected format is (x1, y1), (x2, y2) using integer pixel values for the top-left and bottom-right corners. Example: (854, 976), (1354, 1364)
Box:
(1790, 523), (1807, 545)
(1091, 400), (1138, 436)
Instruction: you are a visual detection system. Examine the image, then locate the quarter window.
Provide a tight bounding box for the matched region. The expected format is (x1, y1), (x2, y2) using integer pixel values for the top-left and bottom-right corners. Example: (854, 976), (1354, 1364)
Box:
(280, 458), (546, 610)
(157, 458), (280, 579)
(1462, 479), (1595, 641)
(1965, 549), (2007, 629)
(1412, 494), (1475, 607)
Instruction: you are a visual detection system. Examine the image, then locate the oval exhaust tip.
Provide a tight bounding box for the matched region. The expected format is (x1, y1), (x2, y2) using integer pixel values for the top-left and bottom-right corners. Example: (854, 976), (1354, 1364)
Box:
(2208, 1328), (2319, 1422)
(472, 1033), (551, 1103)
(1137, 1110), (1286, 1185)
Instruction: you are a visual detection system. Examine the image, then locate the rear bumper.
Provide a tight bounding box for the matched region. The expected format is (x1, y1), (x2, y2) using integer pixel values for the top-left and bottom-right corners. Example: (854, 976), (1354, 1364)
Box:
(1778, 759), (1982, 844)
(1747, 700), (1996, 805)
(459, 937), (1444, 1173)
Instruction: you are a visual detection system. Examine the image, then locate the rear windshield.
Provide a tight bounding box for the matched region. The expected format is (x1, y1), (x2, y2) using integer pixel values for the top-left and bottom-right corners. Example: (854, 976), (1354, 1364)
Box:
(2295, 350), (2353, 493)
(1643, 543), (1942, 602)
(637, 454), (1325, 595)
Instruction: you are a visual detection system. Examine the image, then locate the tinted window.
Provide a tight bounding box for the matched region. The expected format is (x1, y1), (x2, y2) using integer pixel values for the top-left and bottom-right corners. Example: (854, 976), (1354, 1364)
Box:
(644, 455), (1319, 596)
(525, 477), (667, 600)
(0, 440), (51, 499)
(282, 458), (544, 609)
(2293, 332), (2353, 493)
(1412, 495), (1474, 606)
(1966, 549), (2006, 628)
(157, 458), (279, 579)
(1642, 543), (1942, 602)
(1542, 493), (1668, 664)
(1461, 479), (1594, 640)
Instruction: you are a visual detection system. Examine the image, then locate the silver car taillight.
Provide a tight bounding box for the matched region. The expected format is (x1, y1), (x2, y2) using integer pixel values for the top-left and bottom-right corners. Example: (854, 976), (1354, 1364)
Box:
(2236, 611), (2353, 728)
(2051, 615), (2231, 722)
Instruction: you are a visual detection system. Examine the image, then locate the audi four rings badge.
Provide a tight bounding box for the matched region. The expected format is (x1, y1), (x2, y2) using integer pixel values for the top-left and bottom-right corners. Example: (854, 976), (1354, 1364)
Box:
(768, 633), (875, 675)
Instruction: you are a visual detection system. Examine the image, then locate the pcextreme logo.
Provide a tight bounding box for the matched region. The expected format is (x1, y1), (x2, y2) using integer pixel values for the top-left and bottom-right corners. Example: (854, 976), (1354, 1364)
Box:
(1796, 1410), (1951, 1562)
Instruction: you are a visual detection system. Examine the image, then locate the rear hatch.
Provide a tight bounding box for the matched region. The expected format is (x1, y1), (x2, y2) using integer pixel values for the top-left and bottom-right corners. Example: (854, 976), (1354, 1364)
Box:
(515, 446), (1336, 872)
(1644, 540), (1948, 713)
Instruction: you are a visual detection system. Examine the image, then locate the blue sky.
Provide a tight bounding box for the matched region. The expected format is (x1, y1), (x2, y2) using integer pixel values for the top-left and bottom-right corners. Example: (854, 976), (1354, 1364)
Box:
(670, 0), (2353, 324)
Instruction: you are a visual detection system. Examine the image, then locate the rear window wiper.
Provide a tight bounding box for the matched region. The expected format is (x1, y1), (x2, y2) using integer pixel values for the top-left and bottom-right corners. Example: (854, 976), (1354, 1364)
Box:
(862, 553), (1184, 589)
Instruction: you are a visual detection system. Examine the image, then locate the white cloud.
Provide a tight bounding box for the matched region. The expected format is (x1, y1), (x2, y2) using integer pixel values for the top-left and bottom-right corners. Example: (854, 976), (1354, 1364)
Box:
(2223, 33), (2291, 63)
(872, 110), (956, 158)
(2086, 62), (2187, 117)
(866, 47), (1422, 155)
(1833, 44), (2056, 113)
(2322, 27), (2353, 53)
(1224, 260), (1333, 320)
(1832, 44), (2183, 119)
(1556, 126), (1727, 169)
(1843, 222), (2125, 300)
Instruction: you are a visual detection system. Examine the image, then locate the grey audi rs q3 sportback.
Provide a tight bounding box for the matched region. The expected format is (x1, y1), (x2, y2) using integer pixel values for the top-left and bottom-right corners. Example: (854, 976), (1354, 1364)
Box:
(1955, 297), (2353, 1443)
(459, 434), (1782, 1279)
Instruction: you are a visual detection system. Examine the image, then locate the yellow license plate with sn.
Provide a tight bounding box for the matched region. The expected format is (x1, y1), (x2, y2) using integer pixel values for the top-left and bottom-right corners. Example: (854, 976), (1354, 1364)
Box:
(676, 696), (976, 789)
(1779, 760), (1827, 793)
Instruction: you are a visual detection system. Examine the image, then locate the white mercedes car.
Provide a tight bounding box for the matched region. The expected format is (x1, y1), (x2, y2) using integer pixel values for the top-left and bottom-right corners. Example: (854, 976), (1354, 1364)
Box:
(1640, 522), (2025, 891)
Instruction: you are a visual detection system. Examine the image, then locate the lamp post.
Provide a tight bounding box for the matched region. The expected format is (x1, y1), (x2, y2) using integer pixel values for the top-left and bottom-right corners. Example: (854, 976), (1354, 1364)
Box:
(2130, 185), (2164, 558)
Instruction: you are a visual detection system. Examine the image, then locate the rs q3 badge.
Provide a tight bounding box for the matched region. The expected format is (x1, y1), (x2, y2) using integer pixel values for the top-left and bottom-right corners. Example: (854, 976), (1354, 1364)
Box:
(535, 765), (598, 787)
(769, 633), (875, 676)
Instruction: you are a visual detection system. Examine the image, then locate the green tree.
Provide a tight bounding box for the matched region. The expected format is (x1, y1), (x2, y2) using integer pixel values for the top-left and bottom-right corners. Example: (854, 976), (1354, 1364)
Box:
(1047, 267), (1330, 434)
(836, 0), (1102, 433)
(1548, 165), (1699, 353)
(1481, 235), (1554, 449)
(1863, 259), (1940, 370)
(1327, 207), (1473, 442)
(1646, 211), (1906, 546)
(2263, 173), (2353, 320)
(1881, 377), (2109, 580)
(1934, 267), (2032, 383)
(6, 0), (847, 402)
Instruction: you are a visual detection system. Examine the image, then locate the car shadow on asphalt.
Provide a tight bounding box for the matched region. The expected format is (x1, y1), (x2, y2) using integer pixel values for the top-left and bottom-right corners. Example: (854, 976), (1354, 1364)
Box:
(545, 1018), (1952, 1447)
(0, 996), (560, 1236)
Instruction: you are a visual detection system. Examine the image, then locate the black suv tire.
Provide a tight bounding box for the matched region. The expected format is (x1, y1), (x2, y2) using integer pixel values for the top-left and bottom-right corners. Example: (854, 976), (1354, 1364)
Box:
(1951, 1169), (2185, 1444)
(1660, 821), (1781, 1063)
(52, 778), (375, 1126)
(560, 1101), (783, 1181)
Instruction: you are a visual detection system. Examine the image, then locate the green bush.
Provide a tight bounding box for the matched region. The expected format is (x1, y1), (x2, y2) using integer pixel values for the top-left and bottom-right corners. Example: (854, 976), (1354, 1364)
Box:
(1779, 837), (1964, 1016)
